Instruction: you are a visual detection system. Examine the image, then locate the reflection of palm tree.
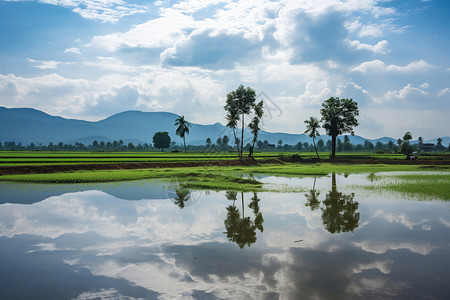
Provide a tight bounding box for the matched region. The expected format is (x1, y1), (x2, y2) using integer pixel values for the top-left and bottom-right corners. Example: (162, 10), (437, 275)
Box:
(224, 192), (264, 248)
(225, 191), (237, 205)
(321, 173), (360, 234)
(173, 187), (191, 209)
(249, 193), (264, 232)
(305, 177), (321, 211)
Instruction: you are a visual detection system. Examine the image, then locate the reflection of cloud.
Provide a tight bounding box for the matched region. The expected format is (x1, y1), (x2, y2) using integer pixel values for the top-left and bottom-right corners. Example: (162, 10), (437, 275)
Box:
(73, 288), (141, 300)
(354, 241), (436, 255)
(352, 260), (392, 275)
(440, 217), (450, 228)
(372, 210), (429, 230)
(1, 188), (449, 299)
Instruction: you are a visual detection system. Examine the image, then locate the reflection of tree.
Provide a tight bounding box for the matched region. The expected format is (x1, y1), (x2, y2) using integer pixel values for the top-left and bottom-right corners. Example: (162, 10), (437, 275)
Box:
(173, 187), (191, 209)
(321, 173), (360, 234)
(224, 192), (264, 248)
(305, 177), (321, 211)
(249, 193), (264, 232)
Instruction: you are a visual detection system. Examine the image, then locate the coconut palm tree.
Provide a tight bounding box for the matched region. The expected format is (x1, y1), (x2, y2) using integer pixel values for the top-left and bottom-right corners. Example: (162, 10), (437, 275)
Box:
(174, 115), (191, 153)
(403, 132), (413, 142)
(304, 117), (321, 159)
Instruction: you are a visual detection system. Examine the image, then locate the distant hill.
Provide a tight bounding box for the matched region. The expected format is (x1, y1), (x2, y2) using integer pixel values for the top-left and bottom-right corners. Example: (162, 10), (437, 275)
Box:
(0, 106), (445, 147)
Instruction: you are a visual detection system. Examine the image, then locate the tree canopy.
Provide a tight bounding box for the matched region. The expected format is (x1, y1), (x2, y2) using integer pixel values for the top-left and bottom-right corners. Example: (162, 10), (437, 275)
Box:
(153, 131), (171, 151)
(224, 85), (257, 158)
(320, 97), (359, 158)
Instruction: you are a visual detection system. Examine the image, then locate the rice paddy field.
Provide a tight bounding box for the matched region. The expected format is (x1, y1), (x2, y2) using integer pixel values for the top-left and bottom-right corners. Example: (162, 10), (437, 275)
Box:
(1, 149), (449, 199)
(0, 150), (439, 166)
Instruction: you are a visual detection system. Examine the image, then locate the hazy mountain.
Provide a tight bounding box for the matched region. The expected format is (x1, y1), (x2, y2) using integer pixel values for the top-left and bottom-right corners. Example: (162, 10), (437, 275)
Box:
(0, 106), (446, 147)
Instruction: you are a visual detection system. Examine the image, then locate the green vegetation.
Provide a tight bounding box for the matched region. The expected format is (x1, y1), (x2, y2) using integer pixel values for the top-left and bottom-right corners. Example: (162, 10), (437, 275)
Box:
(364, 173), (450, 200)
(320, 97), (359, 158)
(174, 115), (191, 153)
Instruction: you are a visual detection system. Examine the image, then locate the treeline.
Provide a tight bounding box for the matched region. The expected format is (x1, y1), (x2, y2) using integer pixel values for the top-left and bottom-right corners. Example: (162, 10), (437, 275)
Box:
(2, 134), (448, 153)
(0, 140), (152, 151)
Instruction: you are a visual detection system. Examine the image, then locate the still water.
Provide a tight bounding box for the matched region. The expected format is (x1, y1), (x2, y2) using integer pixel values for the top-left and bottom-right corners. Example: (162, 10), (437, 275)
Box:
(0, 173), (449, 299)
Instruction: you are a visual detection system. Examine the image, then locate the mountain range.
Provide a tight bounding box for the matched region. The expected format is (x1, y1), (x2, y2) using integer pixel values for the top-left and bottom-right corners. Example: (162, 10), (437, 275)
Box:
(0, 106), (447, 146)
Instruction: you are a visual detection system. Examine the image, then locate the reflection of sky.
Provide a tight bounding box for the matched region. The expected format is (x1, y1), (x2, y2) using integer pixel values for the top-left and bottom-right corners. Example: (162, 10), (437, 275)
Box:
(1, 175), (449, 299)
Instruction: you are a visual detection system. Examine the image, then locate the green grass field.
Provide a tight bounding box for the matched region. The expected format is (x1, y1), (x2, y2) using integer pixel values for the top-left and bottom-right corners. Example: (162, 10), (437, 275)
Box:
(0, 150), (423, 166)
(1, 151), (449, 197)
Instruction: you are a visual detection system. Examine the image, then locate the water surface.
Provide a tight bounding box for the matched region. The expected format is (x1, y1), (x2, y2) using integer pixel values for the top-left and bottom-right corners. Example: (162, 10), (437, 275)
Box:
(0, 173), (449, 299)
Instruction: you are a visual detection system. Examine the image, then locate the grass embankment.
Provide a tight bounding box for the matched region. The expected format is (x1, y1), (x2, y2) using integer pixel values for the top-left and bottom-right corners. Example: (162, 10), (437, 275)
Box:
(2, 151), (442, 166)
(1, 163), (449, 193)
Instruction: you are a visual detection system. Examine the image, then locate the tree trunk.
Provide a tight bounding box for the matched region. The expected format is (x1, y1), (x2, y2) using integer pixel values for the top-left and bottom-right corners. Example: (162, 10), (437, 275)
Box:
(241, 192), (245, 218)
(313, 137), (319, 159)
(332, 172), (336, 192)
(331, 135), (336, 158)
(233, 128), (239, 156)
(183, 136), (187, 153)
(241, 114), (244, 158)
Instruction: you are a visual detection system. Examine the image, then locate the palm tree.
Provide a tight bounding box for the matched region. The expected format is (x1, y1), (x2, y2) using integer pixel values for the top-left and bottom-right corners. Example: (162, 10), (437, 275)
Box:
(403, 132), (413, 142)
(418, 136), (424, 146)
(248, 101), (264, 157)
(174, 116), (191, 153)
(226, 107), (240, 154)
(304, 117), (321, 159)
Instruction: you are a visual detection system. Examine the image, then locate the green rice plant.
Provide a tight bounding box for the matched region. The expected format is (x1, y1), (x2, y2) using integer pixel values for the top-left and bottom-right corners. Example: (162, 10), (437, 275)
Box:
(364, 174), (450, 200)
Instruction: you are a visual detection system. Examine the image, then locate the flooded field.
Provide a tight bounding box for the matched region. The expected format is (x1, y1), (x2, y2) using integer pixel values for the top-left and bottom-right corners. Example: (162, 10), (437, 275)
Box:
(1, 173), (449, 299)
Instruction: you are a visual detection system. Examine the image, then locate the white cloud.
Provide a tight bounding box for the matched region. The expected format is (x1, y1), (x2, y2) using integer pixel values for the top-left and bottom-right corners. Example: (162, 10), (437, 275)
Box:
(349, 40), (390, 54)
(438, 88), (449, 97)
(90, 9), (195, 51)
(64, 47), (81, 55)
(38, 0), (147, 23)
(379, 83), (428, 102)
(420, 82), (429, 89)
(352, 59), (432, 73)
(358, 24), (383, 38)
(27, 58), (62, 70)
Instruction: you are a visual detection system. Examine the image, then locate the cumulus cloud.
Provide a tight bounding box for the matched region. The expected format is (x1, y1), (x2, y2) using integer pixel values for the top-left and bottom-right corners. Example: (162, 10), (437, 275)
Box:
(26, 58), (64, 70)
(161, 30), (264, 69)
(358, 24), (383, 38)
(349, 40), (390, 54)
(38, 0), (147, 23)
(352, 59), (432, 73)
(64, 47), (81, 55)
(378, 83), (429, 103)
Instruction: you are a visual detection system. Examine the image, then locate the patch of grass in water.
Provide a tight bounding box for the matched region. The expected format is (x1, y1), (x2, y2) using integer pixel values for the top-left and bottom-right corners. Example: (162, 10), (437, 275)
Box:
(365, 174), (450, 200)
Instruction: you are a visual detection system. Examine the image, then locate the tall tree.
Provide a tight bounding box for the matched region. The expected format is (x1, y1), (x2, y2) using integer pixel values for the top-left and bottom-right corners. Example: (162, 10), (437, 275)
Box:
(400, 132), (413, 156)
(418, 136), (424, 146)
(403, 132), (412, 142)
(225, 104), (240, 154)
(320, 97), (359, 158)
(248, 100), (264, 157)
(174, 115), (191, 153)
(304, 116), (321, 159)
(224, 85), (257, 158)
(153, 132), (171, 151)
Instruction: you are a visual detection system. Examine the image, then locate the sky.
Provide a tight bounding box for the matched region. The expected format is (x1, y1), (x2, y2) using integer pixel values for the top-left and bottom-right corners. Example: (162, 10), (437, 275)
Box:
(0, 0), (449, 140)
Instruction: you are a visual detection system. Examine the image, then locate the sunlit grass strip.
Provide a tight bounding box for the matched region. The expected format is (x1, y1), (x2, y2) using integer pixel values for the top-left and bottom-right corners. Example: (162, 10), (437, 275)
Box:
(364, 174), (450, 200)
(1, 164), (449, 183)
(219, 164), (450, 176)
(0, 168), (264, 192)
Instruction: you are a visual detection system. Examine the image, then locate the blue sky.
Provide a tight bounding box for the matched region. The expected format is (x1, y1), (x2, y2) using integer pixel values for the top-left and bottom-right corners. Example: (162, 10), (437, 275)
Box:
(0, 0), (449, 140)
